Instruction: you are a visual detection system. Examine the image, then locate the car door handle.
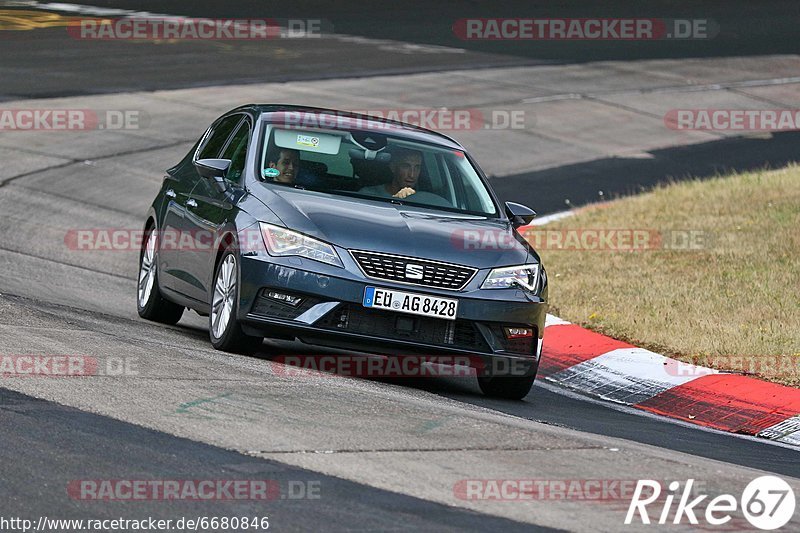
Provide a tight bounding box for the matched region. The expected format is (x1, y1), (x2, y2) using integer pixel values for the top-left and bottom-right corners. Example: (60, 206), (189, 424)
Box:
(186, 199), (198, 208)
(166, 189), (176, 198)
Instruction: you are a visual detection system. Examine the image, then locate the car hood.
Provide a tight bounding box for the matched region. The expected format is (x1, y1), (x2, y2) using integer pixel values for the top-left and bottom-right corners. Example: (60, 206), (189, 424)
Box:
(252, 186), (534, 269)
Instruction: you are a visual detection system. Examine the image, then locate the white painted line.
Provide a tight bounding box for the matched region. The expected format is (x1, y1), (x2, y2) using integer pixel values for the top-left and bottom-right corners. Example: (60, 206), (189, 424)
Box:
(535, 380), (800, 452)
(758, 416), (800, 445)
(530, 209), (576, 226)
(26, 1), (174, 18)
(522, 94), (583, 104)
(546, 347), (705, 405)
(330, 35), (466, 55)
(545, 314), (570, 327)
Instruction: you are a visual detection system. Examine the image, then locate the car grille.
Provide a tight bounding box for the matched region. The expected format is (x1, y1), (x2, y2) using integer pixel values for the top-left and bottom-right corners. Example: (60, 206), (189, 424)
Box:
(317, 304), (490, 352)
(350, 250), (477, 291)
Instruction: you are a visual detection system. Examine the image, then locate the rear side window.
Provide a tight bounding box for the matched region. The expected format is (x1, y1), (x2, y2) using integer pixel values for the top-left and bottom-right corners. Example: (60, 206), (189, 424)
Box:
(197, 115), (242, 160)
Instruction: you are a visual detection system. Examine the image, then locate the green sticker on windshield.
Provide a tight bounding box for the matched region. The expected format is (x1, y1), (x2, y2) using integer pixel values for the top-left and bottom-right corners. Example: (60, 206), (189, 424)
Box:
(263, 168), (280, 178)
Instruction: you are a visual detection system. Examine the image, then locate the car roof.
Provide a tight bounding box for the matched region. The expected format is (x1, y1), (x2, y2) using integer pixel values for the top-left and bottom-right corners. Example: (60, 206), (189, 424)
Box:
(228, 104), (465, 150)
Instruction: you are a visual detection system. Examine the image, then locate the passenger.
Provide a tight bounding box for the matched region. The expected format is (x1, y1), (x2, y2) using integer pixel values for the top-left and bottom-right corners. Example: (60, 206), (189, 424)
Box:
(266, 147), (300, 184)
(359, 148), (422, 199)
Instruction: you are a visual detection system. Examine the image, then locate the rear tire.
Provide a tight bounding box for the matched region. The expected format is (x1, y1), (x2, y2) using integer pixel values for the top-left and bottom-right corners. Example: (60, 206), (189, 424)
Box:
(209, 251), (263, 354)
(137, 226), (184, 325)
(477, 374), (536, 400)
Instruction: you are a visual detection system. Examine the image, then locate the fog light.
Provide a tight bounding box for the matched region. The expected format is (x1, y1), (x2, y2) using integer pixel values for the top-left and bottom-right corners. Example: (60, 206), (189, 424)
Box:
(266, 291), (303, 307)
(337, 307), (349, 329)
(504, 327), (533, 339)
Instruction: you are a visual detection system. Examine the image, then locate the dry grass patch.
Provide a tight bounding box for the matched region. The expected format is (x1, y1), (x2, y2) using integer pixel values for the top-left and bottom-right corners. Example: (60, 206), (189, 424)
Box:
(532, 165), (800, 386)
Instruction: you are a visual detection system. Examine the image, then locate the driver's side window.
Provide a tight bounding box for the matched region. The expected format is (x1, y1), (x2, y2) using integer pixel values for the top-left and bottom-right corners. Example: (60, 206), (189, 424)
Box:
(221, 121), (250, 182)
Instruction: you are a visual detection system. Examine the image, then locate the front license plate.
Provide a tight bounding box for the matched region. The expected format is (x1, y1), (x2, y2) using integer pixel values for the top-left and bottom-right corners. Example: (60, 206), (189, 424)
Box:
(363, 286), (458, 321)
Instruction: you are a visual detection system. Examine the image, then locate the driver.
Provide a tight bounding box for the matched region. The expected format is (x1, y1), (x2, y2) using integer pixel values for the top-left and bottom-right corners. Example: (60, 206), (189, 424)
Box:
(359, 148), (422, 199)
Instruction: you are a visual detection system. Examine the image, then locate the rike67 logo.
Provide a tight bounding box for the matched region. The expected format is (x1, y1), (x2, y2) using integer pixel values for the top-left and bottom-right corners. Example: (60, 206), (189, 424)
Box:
(626, 476), (796, 530)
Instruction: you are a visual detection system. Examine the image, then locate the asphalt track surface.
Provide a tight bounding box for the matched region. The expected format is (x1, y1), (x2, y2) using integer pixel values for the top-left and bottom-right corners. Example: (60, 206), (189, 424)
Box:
(1, 387), (554, 532)
(1, 1), (799, 531)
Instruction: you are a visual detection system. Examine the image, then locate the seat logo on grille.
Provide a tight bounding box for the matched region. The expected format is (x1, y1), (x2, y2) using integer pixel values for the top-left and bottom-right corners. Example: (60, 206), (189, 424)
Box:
(405, 264), (425, 279)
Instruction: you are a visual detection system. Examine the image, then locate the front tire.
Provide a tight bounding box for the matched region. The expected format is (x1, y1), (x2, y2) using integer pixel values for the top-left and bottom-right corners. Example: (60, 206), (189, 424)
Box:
(478, 374), (536, 400)
(137, 227), (184, 325)
(209, 251), (263, 354)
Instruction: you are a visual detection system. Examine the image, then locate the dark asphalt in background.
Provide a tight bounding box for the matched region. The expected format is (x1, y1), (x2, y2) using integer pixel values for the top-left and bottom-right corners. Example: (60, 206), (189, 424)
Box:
(0, 387), (557, 532)
(0, 1), (536, 100)
(492, 131), (800, 215)
(1, 1), (799, 100)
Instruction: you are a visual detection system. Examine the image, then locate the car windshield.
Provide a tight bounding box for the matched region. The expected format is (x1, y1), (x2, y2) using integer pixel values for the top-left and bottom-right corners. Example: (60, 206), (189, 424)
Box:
(258, 123), (498, 216)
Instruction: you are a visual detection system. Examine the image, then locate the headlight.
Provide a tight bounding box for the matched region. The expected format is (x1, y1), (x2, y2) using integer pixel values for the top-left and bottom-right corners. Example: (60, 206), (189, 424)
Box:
(259, 222), (343, 268)
(481, 264), (540, 291)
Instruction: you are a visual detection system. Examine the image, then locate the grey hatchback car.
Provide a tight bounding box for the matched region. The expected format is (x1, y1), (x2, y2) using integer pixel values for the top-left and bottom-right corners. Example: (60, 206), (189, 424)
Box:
(138, 105), (547, 399)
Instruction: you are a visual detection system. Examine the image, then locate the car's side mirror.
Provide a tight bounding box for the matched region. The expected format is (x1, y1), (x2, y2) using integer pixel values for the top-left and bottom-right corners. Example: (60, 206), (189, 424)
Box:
(194, 158), (232, 194)
(505, 201), (537, 228)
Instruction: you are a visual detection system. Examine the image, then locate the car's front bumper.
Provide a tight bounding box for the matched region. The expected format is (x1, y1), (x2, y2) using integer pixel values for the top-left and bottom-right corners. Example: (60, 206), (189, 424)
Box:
(238, 253), (547, 376)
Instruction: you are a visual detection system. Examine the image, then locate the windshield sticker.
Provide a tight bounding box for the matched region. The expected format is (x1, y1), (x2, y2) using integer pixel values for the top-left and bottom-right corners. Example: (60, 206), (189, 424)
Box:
(296, 134), (320, 148)
(263, 168), (280, 178)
